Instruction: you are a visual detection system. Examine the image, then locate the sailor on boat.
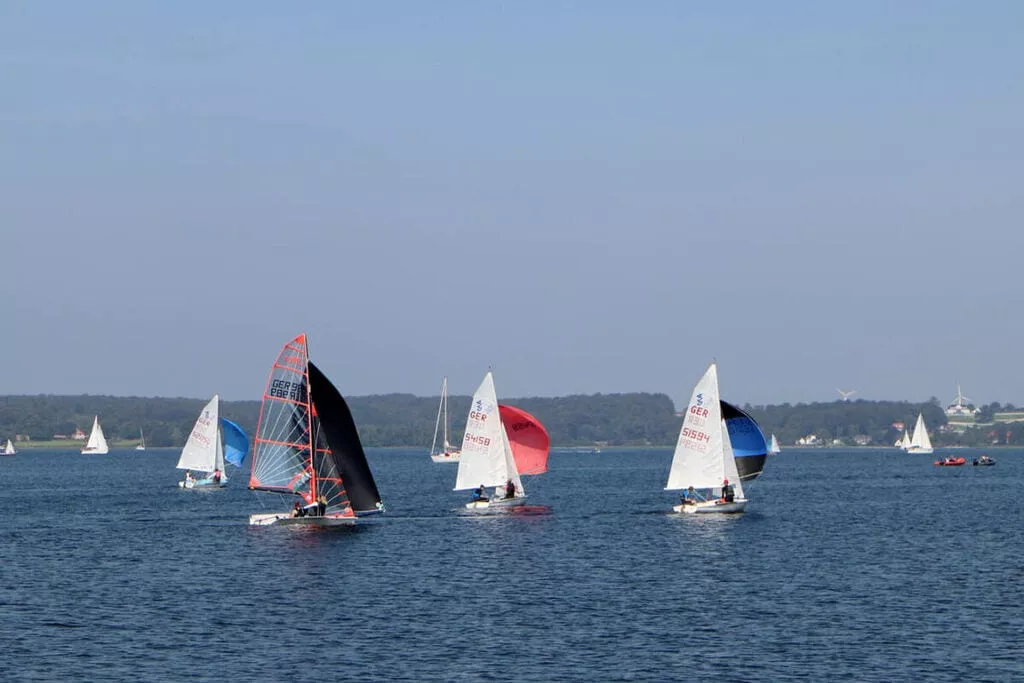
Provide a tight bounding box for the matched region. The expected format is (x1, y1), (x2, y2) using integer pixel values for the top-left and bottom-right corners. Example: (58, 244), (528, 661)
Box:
(504, 479), (516, 499)
(680, 486), (699, 506)
(720, 479), (735, 503)
(472, 484), (489, 502)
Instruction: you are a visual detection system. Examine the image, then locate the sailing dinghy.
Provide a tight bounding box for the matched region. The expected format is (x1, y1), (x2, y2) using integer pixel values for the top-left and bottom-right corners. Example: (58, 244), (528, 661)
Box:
(454, 371), (549, 510)
(666, 362), (747, 514)
(81, 416), (109, 455)
(136, 429), (146, 451)
(430, 376), (461, 463)
(248, 334), (385, 527)
(177, 395), (249, 488)
(768, 433), (781, 455)
(2, 439), (15, 456)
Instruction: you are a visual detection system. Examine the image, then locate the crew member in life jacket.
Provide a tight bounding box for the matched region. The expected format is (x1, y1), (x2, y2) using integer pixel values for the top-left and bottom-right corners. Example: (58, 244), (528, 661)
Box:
(212, 469), (222, 484)
(680, 485), (697, 506)
(472, 484), (488, 502)
(721, 479), (735, 503)
(504, 479), (516, 499)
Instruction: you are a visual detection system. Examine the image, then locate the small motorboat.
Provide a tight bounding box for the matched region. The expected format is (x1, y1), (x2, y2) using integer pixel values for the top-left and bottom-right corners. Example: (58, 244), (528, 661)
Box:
(973, 455), (996, 467)
(934, 456), (966, 467)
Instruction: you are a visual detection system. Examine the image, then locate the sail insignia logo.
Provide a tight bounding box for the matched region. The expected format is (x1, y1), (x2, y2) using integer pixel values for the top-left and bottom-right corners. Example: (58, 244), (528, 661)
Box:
(695, 393), (704, 407)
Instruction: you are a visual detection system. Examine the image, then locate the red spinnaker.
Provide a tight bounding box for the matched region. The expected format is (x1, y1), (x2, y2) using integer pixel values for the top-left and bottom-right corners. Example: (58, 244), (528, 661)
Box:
(499, 404), (550, 476)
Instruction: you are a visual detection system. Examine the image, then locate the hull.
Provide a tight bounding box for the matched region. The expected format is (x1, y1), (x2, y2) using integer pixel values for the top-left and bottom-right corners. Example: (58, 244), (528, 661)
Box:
(907, 447), (934, 455)
(248, 512), (357, 527)
(431, 452), (461, 463)
(673, 499), (747, 515)
(973, 459), (996, 467)
(179, 478), (227, 489)
(81, 448), (109, 455)
(934, 457), (966, 466)
(465, 496), (526, 510)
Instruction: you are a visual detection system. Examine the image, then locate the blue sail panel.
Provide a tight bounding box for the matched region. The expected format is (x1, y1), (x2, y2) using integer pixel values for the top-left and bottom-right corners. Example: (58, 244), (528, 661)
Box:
(220, 418), (250, 468)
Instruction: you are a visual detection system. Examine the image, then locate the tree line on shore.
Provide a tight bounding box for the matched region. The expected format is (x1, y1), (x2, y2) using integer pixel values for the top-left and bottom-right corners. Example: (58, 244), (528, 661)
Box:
(0, 394), (1020, 449)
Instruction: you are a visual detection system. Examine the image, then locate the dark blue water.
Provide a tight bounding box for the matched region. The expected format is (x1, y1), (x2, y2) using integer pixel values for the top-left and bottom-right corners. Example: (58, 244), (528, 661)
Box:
(1, 448), (1022, 682)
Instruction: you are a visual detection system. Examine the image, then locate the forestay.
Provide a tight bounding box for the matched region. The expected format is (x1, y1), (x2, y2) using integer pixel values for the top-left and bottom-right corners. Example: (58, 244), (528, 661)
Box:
(454, 372), (523, 493)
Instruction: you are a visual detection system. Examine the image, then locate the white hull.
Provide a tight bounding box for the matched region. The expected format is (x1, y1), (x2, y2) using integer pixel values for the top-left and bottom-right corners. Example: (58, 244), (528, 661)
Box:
(673, 499), (747, 514)
(248, 512), (357, 527)
(81, 447), (109, 455)
(179, 479), (227, 489)
(465, 495), (526, 510)
(431, 452), (461, 463)
(906, 447), (934, 455)
(135, 446), (145, 451)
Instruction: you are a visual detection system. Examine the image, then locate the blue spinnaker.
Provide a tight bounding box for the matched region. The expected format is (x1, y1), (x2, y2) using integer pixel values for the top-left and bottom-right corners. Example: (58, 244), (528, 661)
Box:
(220, 418), (249, 467)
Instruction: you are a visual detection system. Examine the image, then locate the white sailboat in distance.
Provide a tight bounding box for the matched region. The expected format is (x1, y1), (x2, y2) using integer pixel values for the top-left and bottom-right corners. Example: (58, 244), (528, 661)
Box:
(81, 416), (110, 455)
(666, 362), (746, 514)
(768, 433), (781, 455)
(905, 413), (934, 455)
(136, 429), (146, 451)
(2, 439), (15, 456)
(430, 376), (461, 463)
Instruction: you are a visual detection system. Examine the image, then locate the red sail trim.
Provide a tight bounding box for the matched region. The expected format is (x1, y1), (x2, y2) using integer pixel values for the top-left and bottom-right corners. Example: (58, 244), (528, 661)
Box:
(250, 334), (314, 492)
(499, 404), (550, 476)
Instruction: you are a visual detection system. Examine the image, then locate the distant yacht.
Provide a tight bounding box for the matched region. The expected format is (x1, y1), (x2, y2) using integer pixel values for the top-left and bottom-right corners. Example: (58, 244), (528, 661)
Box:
(81, 416), (109, 455)
(905, 413), (934, 455)
(136, 429), (146, 451)
(2, 439), (15, 456)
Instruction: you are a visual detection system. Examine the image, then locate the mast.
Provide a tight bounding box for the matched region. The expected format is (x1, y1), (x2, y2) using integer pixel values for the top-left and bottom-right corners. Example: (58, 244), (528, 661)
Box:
(442, 377), (450, 450)
(306, 335), (317, 503)
(430, 377), (444, 456)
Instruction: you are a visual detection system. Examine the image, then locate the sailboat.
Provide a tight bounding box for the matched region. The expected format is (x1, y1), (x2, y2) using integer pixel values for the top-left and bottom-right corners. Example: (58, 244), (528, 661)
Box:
(906, 413), (934, 455)
(81, 416), (109, 455)
(429, 376), (461, 463)
(2, 439), (15, 456)
(177, 395), (249, 488)
(665, 362), (747, 514)
(454, 371), (549, 510)
(136, 429), (146, 451)
(768, 433), (781, 455)
(895, 429), (911, 450)
(247, 334), (385, 526)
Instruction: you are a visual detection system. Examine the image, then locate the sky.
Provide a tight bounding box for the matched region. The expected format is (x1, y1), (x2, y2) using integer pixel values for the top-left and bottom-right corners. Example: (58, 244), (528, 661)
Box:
(2, 2), (1022, 409)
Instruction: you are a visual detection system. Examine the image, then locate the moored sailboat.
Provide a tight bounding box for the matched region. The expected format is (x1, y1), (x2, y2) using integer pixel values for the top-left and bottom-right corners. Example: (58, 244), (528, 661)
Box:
(248, 334), (385, 526)
(666, 362), (747, 514)
(454, 371), (549, 510)
(177, 395), (249, 488)
(430, 376), (461, 463)
(2, 439), (15, 456)
(81, 416), (109, 455)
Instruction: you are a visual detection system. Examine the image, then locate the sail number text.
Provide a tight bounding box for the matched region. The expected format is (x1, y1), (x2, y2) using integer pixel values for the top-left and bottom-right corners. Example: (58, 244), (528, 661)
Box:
(465, 433), (491, 447)
(682, 427), (710, 443)
(270, 379), (307, 402)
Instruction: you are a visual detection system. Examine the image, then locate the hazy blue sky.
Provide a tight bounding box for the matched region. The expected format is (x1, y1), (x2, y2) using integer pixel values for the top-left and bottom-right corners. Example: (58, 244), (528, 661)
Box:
(2, 2), (1022, 408)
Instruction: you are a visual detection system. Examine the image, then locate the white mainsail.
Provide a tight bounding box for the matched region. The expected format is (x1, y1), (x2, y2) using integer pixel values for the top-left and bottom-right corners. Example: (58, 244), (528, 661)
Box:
(176, 395), (225, 474)
(769, 433), (780, 454)
(665, 363), (745, 499)
(136, 429), (146, 451)
(3, 439), (15, 455)
(81, 416), (109, 454)
(454, 372), (523, 494)
(909, 413), (933, 452)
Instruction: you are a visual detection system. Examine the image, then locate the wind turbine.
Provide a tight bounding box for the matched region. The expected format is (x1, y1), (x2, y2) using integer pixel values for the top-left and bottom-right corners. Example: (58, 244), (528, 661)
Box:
(836, 389), (857, 401)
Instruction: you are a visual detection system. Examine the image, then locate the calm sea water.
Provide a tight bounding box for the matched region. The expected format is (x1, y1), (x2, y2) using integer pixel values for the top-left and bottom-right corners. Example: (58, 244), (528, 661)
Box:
(1, 447), (1021, 682)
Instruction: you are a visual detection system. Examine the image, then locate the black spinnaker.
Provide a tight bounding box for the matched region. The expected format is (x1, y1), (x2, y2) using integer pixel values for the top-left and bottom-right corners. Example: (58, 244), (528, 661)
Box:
(308, 361), (384, 515)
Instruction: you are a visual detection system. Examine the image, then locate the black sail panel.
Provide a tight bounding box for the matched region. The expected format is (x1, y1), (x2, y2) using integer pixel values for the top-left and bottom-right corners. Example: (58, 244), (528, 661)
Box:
(308, 361), (383, 514)
(721, 400), (768, 482)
